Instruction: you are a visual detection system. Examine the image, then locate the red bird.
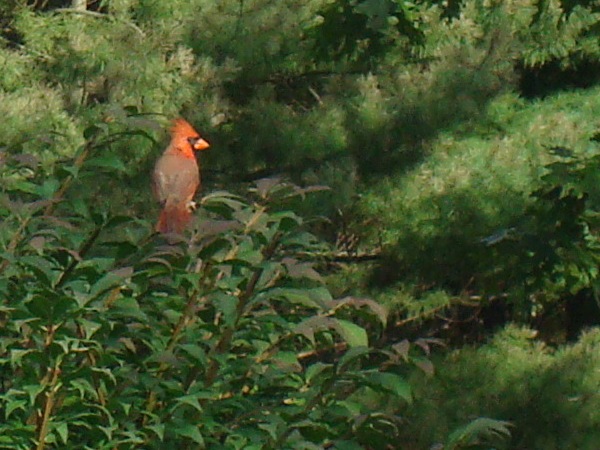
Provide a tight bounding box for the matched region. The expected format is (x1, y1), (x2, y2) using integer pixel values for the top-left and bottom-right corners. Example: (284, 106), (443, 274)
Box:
(153, 118), (210, 234)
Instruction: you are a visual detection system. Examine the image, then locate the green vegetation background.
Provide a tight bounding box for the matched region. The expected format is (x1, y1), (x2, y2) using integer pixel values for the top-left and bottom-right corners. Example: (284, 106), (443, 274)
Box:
(2, 0), (600, 448)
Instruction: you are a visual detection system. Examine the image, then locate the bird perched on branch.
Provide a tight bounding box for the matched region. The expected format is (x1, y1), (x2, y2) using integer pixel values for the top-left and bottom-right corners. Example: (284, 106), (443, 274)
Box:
(152, 118), (210, 234)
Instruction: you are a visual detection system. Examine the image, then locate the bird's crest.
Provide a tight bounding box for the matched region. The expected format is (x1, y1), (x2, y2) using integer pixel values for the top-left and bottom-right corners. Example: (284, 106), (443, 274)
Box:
(171, 117), (200, 140)
(169, 117), (209, 154)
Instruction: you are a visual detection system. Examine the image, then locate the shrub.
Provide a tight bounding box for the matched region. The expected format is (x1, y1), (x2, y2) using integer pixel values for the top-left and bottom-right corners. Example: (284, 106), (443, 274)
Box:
(0, 124), (428, 449)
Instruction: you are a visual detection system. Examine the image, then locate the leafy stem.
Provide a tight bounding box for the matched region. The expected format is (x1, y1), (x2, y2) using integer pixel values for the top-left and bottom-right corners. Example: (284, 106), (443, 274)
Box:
(35, 362), (62, 450)
(203, 230), (283, 388)
(0, 144), (93, 275)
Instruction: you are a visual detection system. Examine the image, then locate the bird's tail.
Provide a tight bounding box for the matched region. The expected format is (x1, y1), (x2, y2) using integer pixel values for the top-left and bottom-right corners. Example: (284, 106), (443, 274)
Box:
(156, 201), (192, 234)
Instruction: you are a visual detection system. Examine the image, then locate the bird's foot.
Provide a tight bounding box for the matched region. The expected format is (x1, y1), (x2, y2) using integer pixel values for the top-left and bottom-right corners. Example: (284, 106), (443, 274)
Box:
(187, 200), (198, 212)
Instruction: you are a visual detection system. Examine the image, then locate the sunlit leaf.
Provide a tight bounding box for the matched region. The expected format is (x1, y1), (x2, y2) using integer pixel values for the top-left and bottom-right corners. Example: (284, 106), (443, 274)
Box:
(54, 421), (68, 444)
(333, 319), (368, 347)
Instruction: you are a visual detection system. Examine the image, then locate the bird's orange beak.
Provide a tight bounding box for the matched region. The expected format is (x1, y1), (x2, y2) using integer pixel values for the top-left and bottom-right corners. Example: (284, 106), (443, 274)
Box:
(194, 138), (210, 151)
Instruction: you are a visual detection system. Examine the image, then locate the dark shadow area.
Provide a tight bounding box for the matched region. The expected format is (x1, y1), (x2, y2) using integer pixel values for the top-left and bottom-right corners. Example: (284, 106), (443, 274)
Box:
(518, 59), (600, 99)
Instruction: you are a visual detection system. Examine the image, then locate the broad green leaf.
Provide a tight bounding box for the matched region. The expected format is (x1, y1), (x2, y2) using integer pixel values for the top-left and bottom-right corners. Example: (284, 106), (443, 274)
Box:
(54, 422), (68, 444)
(10, 349), (34, 366)
(10, 180), (39, 195)
(76, 318), (102, 339)
(174, 394), (203, 413)
(111, 297), (146, 321)
(179, 344), (207, 364)
(367, 372), (412, 403)
(337, 346), (371, 371)
(213, 293), (238, 326)
(70, 378), (98, 400)
(333, 319), (368, 347)
(19, 255), (57, 286)
(146, 424), (165, 441)
(335, 297), (388, 326)
(89, 268), (132, 300)
(85, 154), (126, 172)
(176, 424), (205, 447)
(38, 178), (59, 199)
(201, 191), (246, 211)
(91, 367), (117, 384)
(305, 362), (333, 384)
(5, 399), (26, 419)
(294, 316), (335, 344)
(271, 211), (303, 232)
(272, 351), (301, 372)
(283, 257), (322, 282)
(23, 384), (45, 406)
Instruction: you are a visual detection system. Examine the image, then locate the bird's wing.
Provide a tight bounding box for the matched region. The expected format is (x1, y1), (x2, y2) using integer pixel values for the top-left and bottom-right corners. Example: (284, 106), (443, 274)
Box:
(153, 153), (200, 206)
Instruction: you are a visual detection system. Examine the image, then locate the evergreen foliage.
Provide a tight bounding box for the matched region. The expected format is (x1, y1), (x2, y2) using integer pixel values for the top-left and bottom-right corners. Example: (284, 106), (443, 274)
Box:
(405, 325), (600, 448)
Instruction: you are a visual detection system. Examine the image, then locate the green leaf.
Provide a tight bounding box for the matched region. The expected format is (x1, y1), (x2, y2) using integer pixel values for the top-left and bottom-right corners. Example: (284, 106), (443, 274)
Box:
(146, 424), (165, 441)
(111, 296), (146, 321)
(267, 287), (327, 309)
(54, 422), (68, 444)
(272, 351), (301, 372)
(176, 424), (205, 447)
(337, 346), (371, 371)
(445, 417), (512, 449)
(5, 399), (26, 419)
(333, 319), (368, 347)
(23, 384), (45, 406)
(85, 154), (126, 172)
(305, 362), (333, 384)
(38, 178), (59, 199)
(11, 349), (34, 366)
(335, 297), (388, 326)
(76, 319), (102, 339)
(70, 378), (98, 400)
(19, 255), (57, 286)
(179, 344), (207, 364)
(201, 191), (246, 211)
(174, 394), (204, 413)
(295, 316), (335, 344)
(211, 292), (239, 325)
(367, 372), (412, 403)
(10, 180), (39, 195)
(283, 257), (322, 282)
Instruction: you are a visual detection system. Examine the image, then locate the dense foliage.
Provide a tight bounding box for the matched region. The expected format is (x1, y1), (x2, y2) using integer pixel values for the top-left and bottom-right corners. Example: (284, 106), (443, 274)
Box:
(2, 0), (600, 447)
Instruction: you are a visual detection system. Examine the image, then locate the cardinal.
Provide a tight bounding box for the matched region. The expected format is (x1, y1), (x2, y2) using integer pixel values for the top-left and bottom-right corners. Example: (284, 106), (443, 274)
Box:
(152, 118), (210, 234)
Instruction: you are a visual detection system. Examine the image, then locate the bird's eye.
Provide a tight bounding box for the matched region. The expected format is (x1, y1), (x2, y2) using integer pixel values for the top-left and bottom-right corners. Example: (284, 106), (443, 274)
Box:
(187, 137), (199, 146)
